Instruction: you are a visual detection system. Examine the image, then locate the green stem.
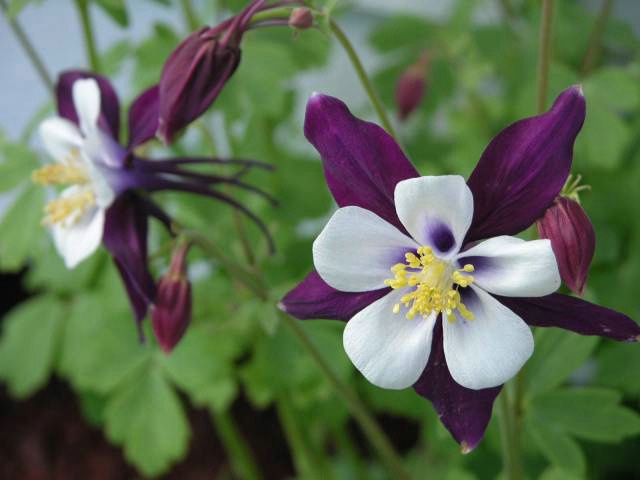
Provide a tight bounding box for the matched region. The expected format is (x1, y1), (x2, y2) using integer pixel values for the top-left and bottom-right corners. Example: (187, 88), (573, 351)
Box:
(179, 0), (199, 32)
(211, 409), (263, 480)
(276, 395), (324, 479)
(329, 19), (398, 139)
(0, 0), (54, 95)
(497, 391), (522, 480)
(278, 311), (411, 480)
(580, 0), (613, 76)
(535, 0), (554, 114)
(74, 0), (101, 73)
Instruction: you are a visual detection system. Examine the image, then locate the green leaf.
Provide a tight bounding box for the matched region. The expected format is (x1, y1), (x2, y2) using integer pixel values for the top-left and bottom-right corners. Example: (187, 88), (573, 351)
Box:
(524, 329), (598, 397)
(0, 184), (45, 270)
(584, 66), (640, 111)
(58, 291), (150, 395)
(530, 388), (640, 443)
(105, 366), (189, 476)
(92, 0), (129, 27)
(527, 419), (586, 475)
(594, 342), (640, 396)
(0, 132), (39, 192)
(538, 467), (585, 480)
(0, 295), (65, 397)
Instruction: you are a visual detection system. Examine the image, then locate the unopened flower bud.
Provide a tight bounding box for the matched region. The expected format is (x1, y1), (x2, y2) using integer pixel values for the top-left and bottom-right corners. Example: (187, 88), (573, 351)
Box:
(395, 53), (430, 121)
(157, 27), (241, 144)
(289, 8), (313, 30)
(152, 244), (192, 353)
(537, 196), (595, 296)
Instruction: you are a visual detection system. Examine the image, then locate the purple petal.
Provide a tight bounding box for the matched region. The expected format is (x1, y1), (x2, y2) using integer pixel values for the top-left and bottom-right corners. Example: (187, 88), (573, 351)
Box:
(414, 320), (502, 452)
(304, 94), (419, 231)
(466, 86), (586, 242)
(536, 197), (595, 296)
(113, 259), (150, 331)
(57, 70), (121, 140)
(279, 270), (388, 321)
(497, 294), (640, 342)
(103, 193), (156, 326)
(128, 85), (160, 149)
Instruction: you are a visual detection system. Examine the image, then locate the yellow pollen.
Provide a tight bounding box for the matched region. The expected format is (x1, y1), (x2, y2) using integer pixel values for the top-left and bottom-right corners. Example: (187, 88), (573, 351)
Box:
(384, 246), (475, 322)
(32, 158), (89, 186)
(43, 190), (96, 226)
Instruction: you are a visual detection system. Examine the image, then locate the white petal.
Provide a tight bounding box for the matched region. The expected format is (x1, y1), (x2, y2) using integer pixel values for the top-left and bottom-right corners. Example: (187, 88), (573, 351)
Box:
(39, 117), (83, 162)
(313, 206), (418, 292)
(343, 289), (436, 389)
(443, 286), (534, 390)
(394, 176), (473, 258)
(458, 236), (560, 297)
(73, 78), (101, 135)
(51, 188), (105, 269)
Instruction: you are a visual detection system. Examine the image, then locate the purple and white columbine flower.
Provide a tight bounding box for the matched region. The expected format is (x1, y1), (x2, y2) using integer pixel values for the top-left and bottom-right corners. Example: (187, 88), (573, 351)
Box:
(33, 71), (273, 333)
(280, 86), (640, 451)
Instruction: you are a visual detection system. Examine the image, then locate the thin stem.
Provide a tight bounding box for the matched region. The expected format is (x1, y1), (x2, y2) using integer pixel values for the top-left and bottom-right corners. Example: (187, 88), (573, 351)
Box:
(74, 0), (101, 73)
(497, 391), (522, 480)
(329, 19), (398, 139)
(179, 0), (199, 32)
(580, 0), (614, 76)
(535, 0), (554, 114)
(278, 311), (411, 480)
(211, 409), (263, 480)
(0, 0), (54, 94)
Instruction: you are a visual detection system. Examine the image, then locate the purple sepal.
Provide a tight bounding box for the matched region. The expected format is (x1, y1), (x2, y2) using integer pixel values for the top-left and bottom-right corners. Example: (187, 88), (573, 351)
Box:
(413, 320), (502, 452)
(498, 294), (640, 342)
(157, 28), (241, 144)
(304, 94), (419, 231)
(466, 86), (586, 242)
(113, 259), (150, 329)
(57, 70), (121, 140)
(279, 270), (389, 321)
(103, 193), (156, 326)
(128, 85), (160, 149)
(536, 197), (595, 295)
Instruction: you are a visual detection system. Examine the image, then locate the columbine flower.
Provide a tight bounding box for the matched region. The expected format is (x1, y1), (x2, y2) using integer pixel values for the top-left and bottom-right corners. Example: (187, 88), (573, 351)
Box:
(536, 177), (595, 296)
(280, 87), (640, 451)
(33, 71), (274, 333)
(395, 52), (429, 121)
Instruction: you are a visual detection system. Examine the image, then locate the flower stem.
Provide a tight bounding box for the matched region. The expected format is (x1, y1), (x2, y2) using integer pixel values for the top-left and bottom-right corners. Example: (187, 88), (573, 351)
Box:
(535, 0), (554, 114)
(210, 409), (263, 480)
(329, 19), (398, 139)
(74, 0), (101, 73)
(497, 390), (522, 480)
(179, 0), (199, 32)
(278, 310), (411, 480)
(580, 0), (613, 76)
(0, 0), (54, 95)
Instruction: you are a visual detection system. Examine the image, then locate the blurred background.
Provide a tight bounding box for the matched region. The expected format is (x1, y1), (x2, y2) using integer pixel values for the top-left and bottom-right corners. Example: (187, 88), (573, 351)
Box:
(1, 0), (640, 478)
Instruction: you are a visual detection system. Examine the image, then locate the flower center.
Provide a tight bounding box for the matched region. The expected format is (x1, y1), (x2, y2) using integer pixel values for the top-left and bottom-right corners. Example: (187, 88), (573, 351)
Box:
(32, 149), (96, 226)
(384, 246), (475, 321)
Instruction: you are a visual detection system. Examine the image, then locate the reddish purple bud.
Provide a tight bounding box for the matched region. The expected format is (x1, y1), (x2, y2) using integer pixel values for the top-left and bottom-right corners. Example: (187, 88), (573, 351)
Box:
(157, 27), (241, 144)
(289, 7), (313, 29)
(537, 196), (595, 296)
(395, 53), (429, 121)
(152, 244), (192, 354)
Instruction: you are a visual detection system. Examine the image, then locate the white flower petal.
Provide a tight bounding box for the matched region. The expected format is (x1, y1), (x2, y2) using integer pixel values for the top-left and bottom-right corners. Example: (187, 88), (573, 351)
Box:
(394, 176), (473, 258)
(39, 117), (83, 162)
(343, 289), (436, 389)
(443, 286), (534, 390)
(313, 206), (418, 292)
(51, 187), (105, 269)
(72, 78), (101, 135)
(458, 236), (560, 297)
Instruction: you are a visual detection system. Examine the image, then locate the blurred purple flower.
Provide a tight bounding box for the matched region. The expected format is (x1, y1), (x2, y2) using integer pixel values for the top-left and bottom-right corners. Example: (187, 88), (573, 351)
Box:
(279, 87), (640, 451)
(395, 52), (429, 121)
(33, 71), (274, 336)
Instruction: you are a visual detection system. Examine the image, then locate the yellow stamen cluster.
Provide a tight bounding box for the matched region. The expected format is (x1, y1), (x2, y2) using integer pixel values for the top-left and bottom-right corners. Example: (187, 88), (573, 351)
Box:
(43, 190), (95, 226)
(31, 150), (88, 186)
(384, 246), (475, 322)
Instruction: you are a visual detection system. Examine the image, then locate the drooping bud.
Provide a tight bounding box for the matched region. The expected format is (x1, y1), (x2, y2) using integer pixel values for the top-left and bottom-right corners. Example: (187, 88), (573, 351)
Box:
(537, 195), (595, 296)
(395, 52), (430, 121)
(289, 7), (313, 30)
(152, 243), (192, 354)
